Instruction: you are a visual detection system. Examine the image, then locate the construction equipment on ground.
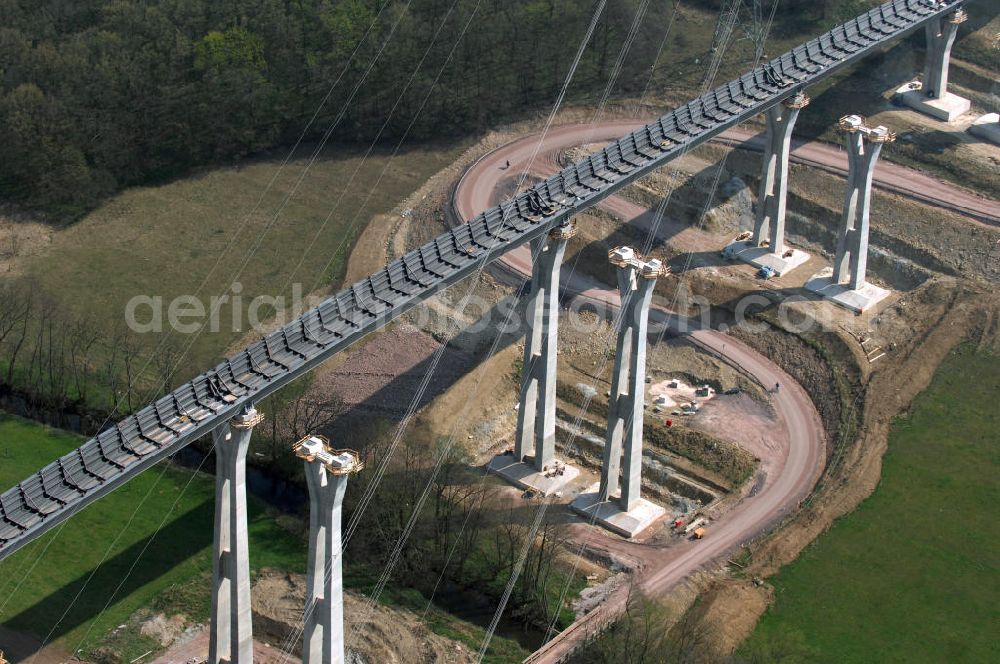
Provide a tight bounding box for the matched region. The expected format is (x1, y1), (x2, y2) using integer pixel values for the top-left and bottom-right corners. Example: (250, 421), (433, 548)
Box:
(692, 527), (706, 540)
(757, 265), (776, 279)
(684, 517), (707, 534)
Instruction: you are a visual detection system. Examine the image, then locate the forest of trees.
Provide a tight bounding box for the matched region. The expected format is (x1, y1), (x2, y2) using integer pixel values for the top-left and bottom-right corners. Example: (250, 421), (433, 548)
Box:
(0, 0), (673, 218)
(0, 0), (862, 220)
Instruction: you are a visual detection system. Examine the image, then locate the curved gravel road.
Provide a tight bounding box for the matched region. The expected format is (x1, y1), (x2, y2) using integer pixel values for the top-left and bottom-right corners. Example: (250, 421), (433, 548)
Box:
(452, 123), (834, 662)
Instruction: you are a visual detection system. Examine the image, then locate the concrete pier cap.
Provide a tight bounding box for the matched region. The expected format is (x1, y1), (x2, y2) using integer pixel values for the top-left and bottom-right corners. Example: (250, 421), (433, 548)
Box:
(293, 434), (364, 475)
(549, 218), (578, 240)
(783, 90), (811, 110)
(230, 405), (265, 429)
(296, 434), (361, 664)
(607, 246), (670, 278)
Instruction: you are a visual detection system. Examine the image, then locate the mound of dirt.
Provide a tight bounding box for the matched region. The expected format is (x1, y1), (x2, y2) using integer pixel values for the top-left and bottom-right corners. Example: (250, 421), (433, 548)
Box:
(313, 323), (475, 422)
(139, 613), (187, 647)
(252, 569), (475, 664)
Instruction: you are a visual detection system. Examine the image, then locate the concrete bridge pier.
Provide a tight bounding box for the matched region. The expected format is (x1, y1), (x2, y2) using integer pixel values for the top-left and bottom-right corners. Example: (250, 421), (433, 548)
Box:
(806, 115), (894, 313)
(489, 221), (579, 495)
(897, 8), (970, 122)
(968, 32), (1000, 146)
(294, 436), (363, 664)
(726, 91), (812, 276)
(752, 92), (808, 255)
(968, 111), (1000, 145)
(571, 247), (667, 538)
(209, 405), (263, 664)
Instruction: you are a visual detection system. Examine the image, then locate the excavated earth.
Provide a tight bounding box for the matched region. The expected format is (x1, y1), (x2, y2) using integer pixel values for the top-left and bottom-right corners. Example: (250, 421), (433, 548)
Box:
(290, 95), (1000, 658)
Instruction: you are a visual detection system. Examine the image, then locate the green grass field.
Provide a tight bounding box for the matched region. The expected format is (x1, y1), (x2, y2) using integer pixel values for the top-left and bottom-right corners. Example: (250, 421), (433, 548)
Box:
(742, 344), (1000, 663)
(19, 140), (465, 372)
(0, 413), (305, 658)
(0, 414), (532, 662)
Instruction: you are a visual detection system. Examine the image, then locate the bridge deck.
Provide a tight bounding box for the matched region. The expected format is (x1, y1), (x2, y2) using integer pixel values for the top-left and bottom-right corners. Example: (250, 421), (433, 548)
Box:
(0, 0), (966, 561)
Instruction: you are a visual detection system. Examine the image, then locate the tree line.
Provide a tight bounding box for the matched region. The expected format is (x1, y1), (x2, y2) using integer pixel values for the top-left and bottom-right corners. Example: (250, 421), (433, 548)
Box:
(0, 278), (169, 421)
(0, 0), (873, 220)
(0, 0), (677, 219)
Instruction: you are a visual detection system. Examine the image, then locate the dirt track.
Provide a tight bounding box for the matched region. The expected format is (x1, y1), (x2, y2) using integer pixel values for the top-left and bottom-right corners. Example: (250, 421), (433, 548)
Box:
(456, 121), (1000, 230)
(453, 124), (833, 662)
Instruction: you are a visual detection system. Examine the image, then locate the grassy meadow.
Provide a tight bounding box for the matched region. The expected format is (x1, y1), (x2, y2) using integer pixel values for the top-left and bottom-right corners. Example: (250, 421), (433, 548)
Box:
(0, 413), (305, 659)
(17, 141), (465, 374)
(742, 344), (1000, 663)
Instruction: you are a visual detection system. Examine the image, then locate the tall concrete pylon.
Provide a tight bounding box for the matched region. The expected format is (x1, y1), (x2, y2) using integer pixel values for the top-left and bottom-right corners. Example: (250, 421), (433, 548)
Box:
(832, 115), (895, 291)
(209, 405), (263, 664)
(923, 9), (967, 100)
(752, 91), (810, 255)
(599, 247), (667, 512)
(515, 221), (576, 472)
(294, 436), (363, 664)
(897, 8), (969, 122)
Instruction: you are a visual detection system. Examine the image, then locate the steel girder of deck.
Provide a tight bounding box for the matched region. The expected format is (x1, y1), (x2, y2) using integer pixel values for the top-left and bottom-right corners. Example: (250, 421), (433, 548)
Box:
(0, 0), (972, 561)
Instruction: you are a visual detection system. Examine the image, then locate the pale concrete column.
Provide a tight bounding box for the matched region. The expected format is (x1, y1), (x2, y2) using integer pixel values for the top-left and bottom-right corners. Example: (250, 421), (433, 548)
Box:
(515, 221), (575, 471)
(752, 91), (810, 255)
(618, 272), (657, 512)
(923, 10), (967, 100)
(599, 248), (668, 508)
(209, 405), (263, 664)
(833, 116), (894, 290)
(294, 436), (363, 664)
(598, 264), (638, 502)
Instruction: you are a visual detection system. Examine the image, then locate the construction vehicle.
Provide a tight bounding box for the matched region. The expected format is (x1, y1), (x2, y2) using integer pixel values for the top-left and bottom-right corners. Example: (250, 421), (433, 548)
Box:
(684, 517), (707, 534)
(672, 517), (686, 530)
(692, 527), (706, 540)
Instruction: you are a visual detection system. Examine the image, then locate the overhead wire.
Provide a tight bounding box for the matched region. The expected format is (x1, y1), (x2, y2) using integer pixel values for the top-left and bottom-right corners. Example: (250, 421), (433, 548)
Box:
(307, 1), (616, 657)
(16, 1), (406, 649)
(475, 1), (786, 657)
(417, 0), (666, 630)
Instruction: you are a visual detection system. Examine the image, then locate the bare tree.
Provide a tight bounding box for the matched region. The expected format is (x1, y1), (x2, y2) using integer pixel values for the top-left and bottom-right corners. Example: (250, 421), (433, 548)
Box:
(0, 282), (32, 386)
(152, 332), (187, 395)
(579, 587), (718, 664)
(67, 316), (100, 405)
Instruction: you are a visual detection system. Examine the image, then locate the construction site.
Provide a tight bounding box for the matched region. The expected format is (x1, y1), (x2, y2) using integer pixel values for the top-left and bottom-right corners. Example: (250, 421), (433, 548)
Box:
(0, 1), (998, 663)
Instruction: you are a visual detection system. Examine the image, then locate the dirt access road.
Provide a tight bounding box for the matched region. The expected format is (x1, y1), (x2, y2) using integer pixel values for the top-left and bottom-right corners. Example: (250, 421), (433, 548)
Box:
(452, 122), (838, 662)
(457, 120), (1000, 229)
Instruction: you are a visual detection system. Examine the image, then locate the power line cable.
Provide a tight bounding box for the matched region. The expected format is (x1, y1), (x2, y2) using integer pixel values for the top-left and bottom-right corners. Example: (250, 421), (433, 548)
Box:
(420, 0), (666, 628)
(13, 1), (404, 647)
(475, 2), (782, 656)
(277, 2), (613, 656)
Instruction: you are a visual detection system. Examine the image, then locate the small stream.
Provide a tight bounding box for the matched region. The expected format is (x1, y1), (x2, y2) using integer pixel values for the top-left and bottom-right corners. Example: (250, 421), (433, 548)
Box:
(171, 445), (307, 511)
(172, 445), (549, 650)
(431, 586), (548, 652)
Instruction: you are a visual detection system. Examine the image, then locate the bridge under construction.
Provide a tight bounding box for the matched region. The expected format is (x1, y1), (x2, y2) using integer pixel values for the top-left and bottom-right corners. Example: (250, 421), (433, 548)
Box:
(0, 0), (981, 661)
